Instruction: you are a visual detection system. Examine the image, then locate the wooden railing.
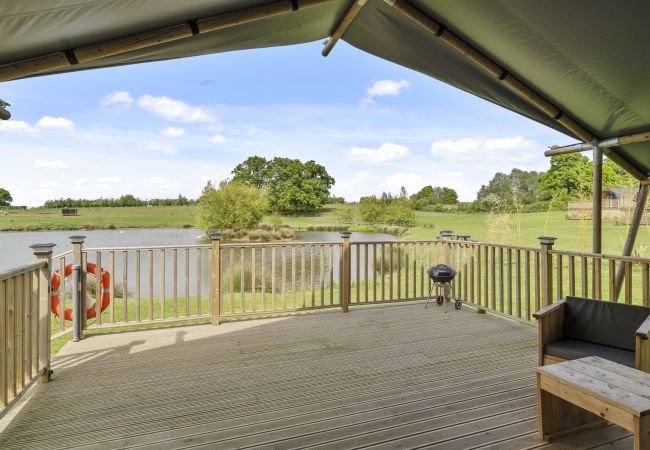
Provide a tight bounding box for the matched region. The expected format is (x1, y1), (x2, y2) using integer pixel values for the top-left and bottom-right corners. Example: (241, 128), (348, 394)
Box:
(0, 245), (53, 417)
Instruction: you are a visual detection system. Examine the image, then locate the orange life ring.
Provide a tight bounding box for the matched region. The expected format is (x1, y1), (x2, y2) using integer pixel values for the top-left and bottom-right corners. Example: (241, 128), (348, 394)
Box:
(51, 263), (111, 321)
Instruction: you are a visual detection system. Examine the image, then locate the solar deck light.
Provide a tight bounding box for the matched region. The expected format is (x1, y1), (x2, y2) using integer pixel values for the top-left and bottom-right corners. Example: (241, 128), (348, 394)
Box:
(0, 99), (10, 120)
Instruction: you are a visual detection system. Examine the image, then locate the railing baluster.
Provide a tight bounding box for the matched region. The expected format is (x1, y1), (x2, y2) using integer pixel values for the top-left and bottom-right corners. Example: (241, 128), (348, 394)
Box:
(292, 246), (297, 309)
(0, 279), (6, 406)
(235, 248), (241, 312)
(59, 257), (65, 332)
(515, 250), (521, 319)
(534, 252), (541, 314)
(251, 247), (256, 313)
(365, 244), (369, 302)
(96, 252), (102, 324)
(556, 254), (563, 300)
(491, 247), (496, 310)
(483, 247), (489, 309)
(381, 243), (385, 301)
(624, 261), (632, 304)
(15, 274), (23, 390)
(320, 244), (325, 307)
(282, 246), (287, 311)
(31, 271), (39, 377)
(148, 250), (153, 320)
(404, 243), (408, 300)
(569, 255), (576, 297)
(507, 248), (512, 315)
(110, 251), (115, 323)
(241, 247), (246, 312)
(184, 248), (189, 317)
(593, 257), (601, 300)
(196, 248), (202, 315)
(329, 245), (334, 306)
(470, 247), (475, 306)
(413, 243), (417, 298)
(524, 251), (531, 321)
(391, 244), (395, 300)
(643, 263), (649, 307)
(356, 243), (361, 303)
(608, 259), (616, 301)
(580, 256), (588, 297)
(498, 247), (504, 312)
(172, 248), (178, 318)
(310, 245), (315, 308)
(136, 250), (141, 322)
(301, 245), (306, 308)
(262, 247), (267, 310)
(420, 243), (425, 298)
(7, 277), (15, 400)
(159, 249), (165, 320)
(372, 244), (377, 302)
(123, 250), (128, 322)
(477, 245), (482, 307)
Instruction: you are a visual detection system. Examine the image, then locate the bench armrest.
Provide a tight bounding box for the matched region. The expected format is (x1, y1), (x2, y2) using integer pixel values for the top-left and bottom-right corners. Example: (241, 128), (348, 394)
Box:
(636, 314), (650, 338)
(534, 299), (566, 319)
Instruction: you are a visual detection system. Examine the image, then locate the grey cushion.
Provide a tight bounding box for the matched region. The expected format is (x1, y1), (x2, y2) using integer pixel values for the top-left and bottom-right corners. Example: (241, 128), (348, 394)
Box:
(564, 296), (650, 351)
(545, 338), (635, 367)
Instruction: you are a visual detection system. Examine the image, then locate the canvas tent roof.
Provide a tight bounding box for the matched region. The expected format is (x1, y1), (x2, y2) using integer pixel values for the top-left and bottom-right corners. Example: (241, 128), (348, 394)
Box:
(2, 0), (650, 178)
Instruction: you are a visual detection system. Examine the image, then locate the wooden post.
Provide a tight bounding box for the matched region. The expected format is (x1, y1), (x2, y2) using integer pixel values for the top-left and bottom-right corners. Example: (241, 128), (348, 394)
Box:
(69, 235), (86, 329)
(615, 185), (650, 300)
(592, 149), (603, 254)
(30, 243), (55, 383)
(209, 233), (221, 325)
(538, 237), (556, 309)
(71, 265), (82, 342)
(340, 231), (351, 313)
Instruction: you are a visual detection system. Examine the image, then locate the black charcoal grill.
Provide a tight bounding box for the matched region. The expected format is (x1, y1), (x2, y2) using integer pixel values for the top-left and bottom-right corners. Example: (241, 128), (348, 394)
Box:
(425, 264), (462, 310)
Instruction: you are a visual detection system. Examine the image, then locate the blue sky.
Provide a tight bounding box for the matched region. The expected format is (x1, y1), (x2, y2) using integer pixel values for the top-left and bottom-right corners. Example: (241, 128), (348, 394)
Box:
(0, 40), (573, 206)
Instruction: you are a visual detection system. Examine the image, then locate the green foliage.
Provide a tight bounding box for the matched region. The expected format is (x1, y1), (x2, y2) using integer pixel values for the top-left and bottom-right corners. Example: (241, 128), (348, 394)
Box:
(410, 185), (458, 209)
(43, 194), (196, 208)
(540, 154), (592, 197)
(0, 188), (12, 206)
(269, 212), (283, 231)
(359, 193), (415, 225)
(475, 168), (546, 211)
(603, 158), (637, 188)
(336, 207), (354, 223)
(231, 156), (335, 213)
(196, 181), (266, 231)
(327, 195), (346, 204)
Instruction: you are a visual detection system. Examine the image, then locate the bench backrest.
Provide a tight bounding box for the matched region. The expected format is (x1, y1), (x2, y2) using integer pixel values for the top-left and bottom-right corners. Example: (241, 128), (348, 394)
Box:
(564, 296), (650, 351)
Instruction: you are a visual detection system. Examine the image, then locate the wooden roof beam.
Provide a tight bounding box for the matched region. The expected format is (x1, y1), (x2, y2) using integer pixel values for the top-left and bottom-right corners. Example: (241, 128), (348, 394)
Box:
(322, 0), (367, 57)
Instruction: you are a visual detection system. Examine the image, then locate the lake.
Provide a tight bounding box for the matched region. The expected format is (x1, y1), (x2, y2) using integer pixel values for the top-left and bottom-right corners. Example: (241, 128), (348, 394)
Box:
(0, 228), (396, 272)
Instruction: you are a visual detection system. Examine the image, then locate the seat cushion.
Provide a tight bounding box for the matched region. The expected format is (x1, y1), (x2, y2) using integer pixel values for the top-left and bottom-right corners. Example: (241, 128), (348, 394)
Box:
(564, 296), (650, 351)
(545, 338), (635, 367)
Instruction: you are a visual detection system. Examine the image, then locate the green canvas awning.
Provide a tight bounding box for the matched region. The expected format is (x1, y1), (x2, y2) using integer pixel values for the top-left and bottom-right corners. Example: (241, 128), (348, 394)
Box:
(2, 0), (650, 177)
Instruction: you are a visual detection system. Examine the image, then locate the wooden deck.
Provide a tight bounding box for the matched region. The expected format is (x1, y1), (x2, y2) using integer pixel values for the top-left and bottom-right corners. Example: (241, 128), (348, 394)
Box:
(0, 302), (634, 449)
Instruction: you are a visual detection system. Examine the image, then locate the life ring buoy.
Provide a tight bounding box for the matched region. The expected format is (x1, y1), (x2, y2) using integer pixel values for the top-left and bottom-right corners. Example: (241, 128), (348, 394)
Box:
(51, 263), (111, 321)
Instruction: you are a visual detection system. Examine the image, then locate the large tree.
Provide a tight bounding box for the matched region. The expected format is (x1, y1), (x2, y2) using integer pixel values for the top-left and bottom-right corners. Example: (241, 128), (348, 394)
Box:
(231, 156), (335, 213)
(540, 153), (592, 197)
(0, 188), (12, 206)
(197, 180), (266, 231)
(410, 185), (458, 209)
(475, 168), (545, 211)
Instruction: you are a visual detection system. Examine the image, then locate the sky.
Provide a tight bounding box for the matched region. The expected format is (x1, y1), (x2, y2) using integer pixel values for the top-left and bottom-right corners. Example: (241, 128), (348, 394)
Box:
(0, 40), (575, 207)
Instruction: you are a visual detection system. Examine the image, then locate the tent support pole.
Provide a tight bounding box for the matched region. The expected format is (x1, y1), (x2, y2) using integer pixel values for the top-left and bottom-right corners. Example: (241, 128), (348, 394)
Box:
(614, 184), (649, 300)
(322, 0), (367, 57)
(593, 148), (603, 255)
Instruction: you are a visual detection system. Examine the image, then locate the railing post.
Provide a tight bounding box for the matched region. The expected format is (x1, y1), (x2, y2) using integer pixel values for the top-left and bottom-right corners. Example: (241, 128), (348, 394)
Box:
(340, 231), (351, 313)
(71, 265), (83, 341)
(210, 233), (221, 325)
(538, 236), (556, 309)
(70, 235), (86, 329)
(30, 243), (55, 383)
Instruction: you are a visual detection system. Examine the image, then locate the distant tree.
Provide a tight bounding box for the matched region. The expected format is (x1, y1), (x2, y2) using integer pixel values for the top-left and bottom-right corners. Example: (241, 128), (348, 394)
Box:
(231, 156), (272, 189)
(476, 168), (546, 211)
(603, 158), (637, 188)
(410, 185), (458, 209)
(327, 195), (346, 204)
(231, 156), (335, 213)
(116, 194), (143, 207)
(540, 154), (592, 197)
(0, 188), (12, 206)
(197, 181), (267, 231)
(336, 207), (354, 224)
(359, 193), (415, 225)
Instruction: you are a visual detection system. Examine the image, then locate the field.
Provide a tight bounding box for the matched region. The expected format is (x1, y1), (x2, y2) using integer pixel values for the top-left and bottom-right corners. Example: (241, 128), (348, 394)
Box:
(1, 204), (648, 256)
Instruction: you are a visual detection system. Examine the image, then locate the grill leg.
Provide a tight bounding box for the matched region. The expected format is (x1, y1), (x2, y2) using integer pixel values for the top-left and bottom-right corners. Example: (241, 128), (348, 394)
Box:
(425, 282), (435, 308)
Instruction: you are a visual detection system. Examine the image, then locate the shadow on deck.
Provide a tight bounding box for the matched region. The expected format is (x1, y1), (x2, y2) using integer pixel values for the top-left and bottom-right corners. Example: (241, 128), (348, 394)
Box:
(0, 302), (634, 449)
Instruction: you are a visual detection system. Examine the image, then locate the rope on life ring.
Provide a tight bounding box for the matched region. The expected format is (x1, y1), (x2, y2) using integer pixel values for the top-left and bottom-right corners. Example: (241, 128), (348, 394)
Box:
(51, 263), (111, 321)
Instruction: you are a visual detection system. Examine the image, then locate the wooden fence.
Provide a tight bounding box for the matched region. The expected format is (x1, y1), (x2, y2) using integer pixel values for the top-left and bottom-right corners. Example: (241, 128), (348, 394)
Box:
(0, 245), (53, 417)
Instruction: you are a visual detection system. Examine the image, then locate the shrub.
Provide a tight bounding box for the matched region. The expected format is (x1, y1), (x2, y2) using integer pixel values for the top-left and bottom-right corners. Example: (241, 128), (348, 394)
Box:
(197, 180), (266, 232)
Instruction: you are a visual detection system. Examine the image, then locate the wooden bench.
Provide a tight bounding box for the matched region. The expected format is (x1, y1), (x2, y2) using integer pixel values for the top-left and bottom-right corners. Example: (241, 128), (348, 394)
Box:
(537, 356), (650, 449)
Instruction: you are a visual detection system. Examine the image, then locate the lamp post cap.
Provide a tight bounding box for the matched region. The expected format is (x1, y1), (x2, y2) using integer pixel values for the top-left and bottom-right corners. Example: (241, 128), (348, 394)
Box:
(538, 236), (557, 245)
(340, 231), (352, 238)
(210, 232), (221, 241)
(69, 235), (86, 244)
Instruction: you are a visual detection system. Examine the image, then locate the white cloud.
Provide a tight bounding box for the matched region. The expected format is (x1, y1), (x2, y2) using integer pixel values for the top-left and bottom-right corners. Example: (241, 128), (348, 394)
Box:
(38, 181), (61, 188)
(137, 95), (215, 123)
(362, 79), (410, 106)
(36, 116), (75, 131)
(385, 172), (424, 196)
(430, 136), (537, 162)
(161, 127), (185, 138)
(100, 91), (133, 108)
(141, 177), (179, 189)
(74, 178), (88, 185)
(210, 134), (226, 144)
(350, 143), (410, 163)
(0, 121), (38, 134)
(34, 160), (68, 169)
(147, 142), (178, 155)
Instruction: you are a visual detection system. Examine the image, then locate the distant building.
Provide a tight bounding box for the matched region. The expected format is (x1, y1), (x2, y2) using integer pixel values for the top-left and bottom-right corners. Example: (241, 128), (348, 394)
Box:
(566, 188), (648, 224)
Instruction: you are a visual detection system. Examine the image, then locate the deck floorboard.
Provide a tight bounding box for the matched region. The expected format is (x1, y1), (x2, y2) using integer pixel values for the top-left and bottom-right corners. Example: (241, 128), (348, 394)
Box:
(0, 302), (633, 449)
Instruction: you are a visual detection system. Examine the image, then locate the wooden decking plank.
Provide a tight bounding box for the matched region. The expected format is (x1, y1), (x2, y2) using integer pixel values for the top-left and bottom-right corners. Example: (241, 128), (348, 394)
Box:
(0, 302), (624, 449)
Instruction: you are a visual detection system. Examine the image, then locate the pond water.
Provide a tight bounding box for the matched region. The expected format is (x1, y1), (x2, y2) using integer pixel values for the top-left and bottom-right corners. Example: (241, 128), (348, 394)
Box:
(0, 228), (396, 272)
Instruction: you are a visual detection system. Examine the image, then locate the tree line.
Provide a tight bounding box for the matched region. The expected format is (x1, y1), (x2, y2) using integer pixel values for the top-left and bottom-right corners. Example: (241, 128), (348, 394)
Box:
(43, 194), (194, 208)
